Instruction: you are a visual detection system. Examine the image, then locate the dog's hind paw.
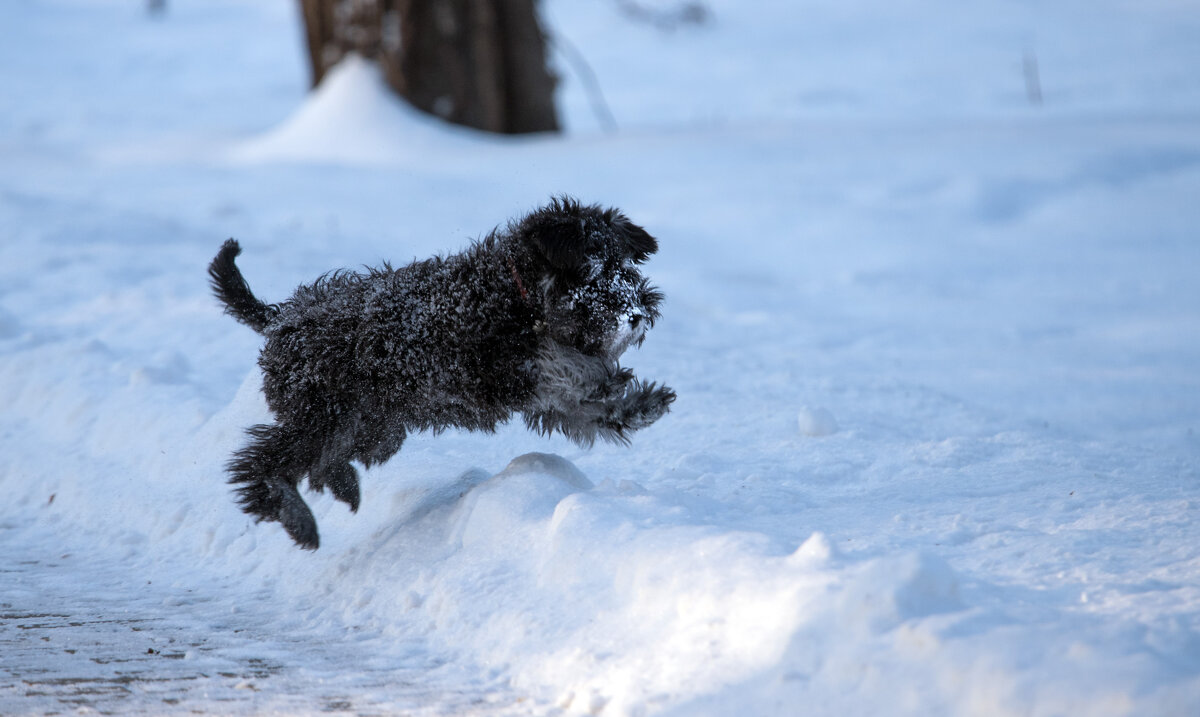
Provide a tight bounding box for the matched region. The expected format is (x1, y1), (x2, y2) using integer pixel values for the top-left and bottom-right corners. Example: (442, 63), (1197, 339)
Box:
(311, 461), (361, 513)
(329, 471), (361, 513)
(277, 483), (320, 550)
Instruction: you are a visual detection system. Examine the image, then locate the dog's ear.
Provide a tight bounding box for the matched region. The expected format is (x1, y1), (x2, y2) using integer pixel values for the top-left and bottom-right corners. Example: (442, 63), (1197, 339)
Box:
(615, 216), (658, 264)
(522, 197), (595, 275)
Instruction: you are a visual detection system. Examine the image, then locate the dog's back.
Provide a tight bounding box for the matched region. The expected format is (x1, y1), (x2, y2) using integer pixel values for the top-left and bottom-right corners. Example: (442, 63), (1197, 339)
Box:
(258, 241), (540, 434)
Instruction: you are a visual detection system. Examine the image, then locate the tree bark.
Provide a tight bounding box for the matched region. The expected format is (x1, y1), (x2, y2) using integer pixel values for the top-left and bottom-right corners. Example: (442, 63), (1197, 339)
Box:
(298, 0), (559, 134)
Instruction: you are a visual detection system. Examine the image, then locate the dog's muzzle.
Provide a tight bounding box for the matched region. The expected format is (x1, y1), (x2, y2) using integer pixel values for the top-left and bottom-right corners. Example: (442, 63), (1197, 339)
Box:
(609, 313), (649, 358)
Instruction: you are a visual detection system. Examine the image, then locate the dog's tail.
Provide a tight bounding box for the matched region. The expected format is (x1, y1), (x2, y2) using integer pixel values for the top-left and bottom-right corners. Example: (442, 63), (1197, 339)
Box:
(208, 239), (278, 334)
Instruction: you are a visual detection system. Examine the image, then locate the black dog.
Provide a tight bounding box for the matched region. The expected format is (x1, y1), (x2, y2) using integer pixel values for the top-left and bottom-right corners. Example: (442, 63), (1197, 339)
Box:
(209, 198), (674, 549)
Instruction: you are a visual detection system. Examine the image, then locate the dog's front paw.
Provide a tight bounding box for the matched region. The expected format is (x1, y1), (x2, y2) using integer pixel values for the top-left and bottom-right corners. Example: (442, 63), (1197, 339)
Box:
(593, 366), (635, 401)
(624, 381), (676, 430)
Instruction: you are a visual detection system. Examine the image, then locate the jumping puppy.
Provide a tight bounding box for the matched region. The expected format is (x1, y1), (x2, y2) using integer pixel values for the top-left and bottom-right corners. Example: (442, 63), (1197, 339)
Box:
(209, 198), (674, 549)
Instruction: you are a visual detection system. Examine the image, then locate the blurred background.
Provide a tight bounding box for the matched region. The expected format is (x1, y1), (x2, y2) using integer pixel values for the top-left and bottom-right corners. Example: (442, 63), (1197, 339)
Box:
(6, 0), (1200, 143)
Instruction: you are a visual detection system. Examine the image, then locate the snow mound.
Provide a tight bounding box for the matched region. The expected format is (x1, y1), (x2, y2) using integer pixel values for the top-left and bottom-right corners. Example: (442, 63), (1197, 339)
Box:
(453, 452), (593, 548)
(228, 54), (469, 166)
(841, 551), (964, 632)
(797, 406), (839, 437)
(405, 454), (843, 715)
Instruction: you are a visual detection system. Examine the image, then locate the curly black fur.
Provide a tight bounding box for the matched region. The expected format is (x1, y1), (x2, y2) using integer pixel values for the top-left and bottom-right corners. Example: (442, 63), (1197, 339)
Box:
(210, 198), (674, 549)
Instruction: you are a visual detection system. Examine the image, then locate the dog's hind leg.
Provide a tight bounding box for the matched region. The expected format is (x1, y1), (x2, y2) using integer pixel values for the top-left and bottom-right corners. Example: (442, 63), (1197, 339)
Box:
(355, 418), (407, 469)
(309, 435), (361, 513)
(274, 481), (320, 550)
(306, 418), (406, 515)
(227, 422), (322, 549)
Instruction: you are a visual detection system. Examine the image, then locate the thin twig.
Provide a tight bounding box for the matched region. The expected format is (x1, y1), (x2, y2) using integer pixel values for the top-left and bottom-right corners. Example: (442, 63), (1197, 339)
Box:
(614, 0), (709, 32)
(545, 30), (619, 133)
(1023, 48), (1043, 106)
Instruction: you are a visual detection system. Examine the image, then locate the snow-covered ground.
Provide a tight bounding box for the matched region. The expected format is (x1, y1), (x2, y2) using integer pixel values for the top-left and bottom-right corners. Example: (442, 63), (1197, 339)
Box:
(3, 0), (1200, 714)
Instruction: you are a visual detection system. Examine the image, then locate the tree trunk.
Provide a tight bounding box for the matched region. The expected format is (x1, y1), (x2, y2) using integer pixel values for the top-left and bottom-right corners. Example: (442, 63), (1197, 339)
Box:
(298, 0), (559, 134)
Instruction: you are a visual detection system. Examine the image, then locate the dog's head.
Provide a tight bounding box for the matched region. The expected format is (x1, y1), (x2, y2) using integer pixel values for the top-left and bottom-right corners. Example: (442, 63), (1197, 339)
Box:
(517, 197), (664, 361)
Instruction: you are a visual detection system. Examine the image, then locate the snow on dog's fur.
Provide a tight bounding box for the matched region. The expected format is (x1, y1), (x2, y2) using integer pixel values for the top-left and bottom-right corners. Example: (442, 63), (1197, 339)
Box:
(208, 198), (674, 549)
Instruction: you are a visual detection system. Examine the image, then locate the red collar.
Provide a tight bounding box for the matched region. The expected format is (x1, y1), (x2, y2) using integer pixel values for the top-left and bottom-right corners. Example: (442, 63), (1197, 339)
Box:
(506, 257), (530, 303)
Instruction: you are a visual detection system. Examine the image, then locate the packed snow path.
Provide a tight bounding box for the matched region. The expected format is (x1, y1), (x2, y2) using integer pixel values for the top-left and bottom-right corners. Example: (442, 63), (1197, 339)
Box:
(0, 520), (516, 716)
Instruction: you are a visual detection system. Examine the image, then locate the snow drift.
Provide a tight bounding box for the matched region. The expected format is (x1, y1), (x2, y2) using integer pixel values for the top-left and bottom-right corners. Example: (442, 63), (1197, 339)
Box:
(228, 54), (482, 166)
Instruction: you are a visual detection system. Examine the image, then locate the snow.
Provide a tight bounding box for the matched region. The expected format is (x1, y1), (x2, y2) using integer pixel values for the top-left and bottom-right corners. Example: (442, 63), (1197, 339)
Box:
(797, 407), (839, 437)
(3, 0), (1200, 714)
(227, 54), (473, 167)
